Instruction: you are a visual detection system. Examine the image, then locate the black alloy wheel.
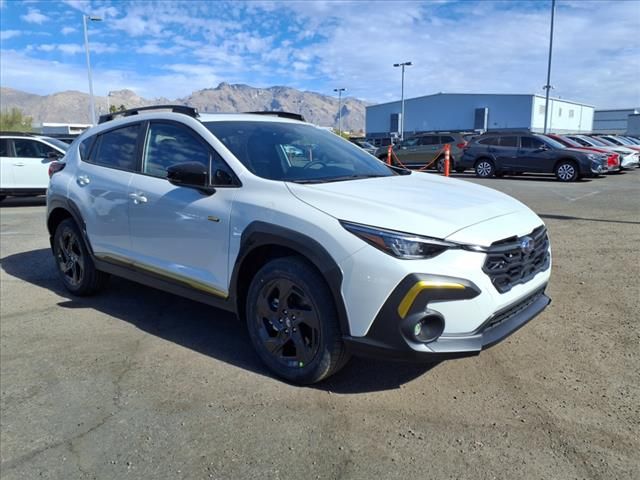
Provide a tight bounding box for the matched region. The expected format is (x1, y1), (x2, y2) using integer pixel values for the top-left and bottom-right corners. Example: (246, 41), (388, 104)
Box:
(56, 227), (85, 288)
(246, 257), (348, 384)
(53, 218), (109, 295)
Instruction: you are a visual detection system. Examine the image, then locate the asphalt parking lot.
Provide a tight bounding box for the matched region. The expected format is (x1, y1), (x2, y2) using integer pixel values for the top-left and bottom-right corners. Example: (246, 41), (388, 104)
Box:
(1, 171), (639, 480)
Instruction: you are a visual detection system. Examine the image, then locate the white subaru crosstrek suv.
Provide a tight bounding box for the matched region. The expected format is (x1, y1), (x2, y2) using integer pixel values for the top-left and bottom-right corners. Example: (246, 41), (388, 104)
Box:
(46, 106), (551, 384)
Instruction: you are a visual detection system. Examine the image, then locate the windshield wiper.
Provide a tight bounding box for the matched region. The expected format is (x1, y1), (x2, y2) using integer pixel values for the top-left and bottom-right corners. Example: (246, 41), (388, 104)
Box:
(290, 174), (389, 184)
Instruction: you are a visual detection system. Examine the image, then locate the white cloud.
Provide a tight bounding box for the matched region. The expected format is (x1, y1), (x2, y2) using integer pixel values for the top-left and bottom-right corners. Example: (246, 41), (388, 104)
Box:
(21, 8), (48, 24)
(0, 30), (22, 40)
(61, 27), (76, 35)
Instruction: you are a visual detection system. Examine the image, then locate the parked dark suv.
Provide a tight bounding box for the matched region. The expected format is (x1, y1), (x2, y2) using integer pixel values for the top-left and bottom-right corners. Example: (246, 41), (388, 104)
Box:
(458, 133), (606, 182)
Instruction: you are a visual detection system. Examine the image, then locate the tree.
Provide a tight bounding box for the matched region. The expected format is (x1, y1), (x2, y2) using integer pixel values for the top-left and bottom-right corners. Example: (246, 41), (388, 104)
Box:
(108, 104), (127, 114)
(332, 128), (350, 139)
(0, 108), (33, 132)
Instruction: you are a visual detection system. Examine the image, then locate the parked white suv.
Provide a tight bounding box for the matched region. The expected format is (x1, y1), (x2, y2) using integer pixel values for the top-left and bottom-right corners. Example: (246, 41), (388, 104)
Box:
(0, 132), (68, 201)
(46, 106), (551, 384)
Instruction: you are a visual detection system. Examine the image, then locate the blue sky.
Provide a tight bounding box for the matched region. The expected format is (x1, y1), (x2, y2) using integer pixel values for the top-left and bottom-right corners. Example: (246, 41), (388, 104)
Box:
(1, 0), (639, 108)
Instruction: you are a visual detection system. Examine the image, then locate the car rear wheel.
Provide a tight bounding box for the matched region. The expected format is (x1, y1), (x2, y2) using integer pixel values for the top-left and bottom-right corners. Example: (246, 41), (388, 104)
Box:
(555, 161), (579, 182)
(474, 159), (495, 178)
(245, 256), (349, 384)
(53, 218), (109, 295)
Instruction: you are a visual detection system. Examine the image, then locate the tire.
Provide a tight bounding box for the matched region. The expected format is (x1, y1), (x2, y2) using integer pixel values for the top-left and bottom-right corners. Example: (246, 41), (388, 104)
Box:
(245, 256), (349, 384)
(436, 156), (455, 173)
(474, 159), (495, 178)
(555, 160), (579, 182)
(53, 218), (109, 295)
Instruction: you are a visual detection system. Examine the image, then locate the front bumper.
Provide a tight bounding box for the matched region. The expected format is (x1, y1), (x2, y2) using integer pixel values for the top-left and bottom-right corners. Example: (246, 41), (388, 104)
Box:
(343, 273), (551, 362)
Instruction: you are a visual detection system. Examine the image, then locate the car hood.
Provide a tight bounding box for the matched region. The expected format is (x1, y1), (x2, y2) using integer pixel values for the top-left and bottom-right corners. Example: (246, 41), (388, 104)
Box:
(287, 173), (541, 245)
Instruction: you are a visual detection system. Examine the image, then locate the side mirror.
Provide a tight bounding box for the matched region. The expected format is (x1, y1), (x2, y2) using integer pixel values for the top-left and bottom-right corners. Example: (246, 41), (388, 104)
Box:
(167, 162), (214, 194)
(47, 151), (62, 160)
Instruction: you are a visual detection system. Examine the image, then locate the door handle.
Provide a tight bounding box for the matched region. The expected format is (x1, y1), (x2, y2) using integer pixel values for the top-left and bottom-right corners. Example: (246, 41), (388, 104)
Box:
(77, 175), (90, 186)
(13, 162), (25, 167)
(129, 193), (148, 205)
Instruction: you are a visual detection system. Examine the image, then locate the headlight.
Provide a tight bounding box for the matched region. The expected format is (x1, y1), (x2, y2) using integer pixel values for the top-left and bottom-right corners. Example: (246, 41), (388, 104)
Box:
(340, 221), (458, 259)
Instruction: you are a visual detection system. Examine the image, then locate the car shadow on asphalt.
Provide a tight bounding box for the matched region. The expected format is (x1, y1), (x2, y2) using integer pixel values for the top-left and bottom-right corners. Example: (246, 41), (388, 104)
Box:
(539, 213), (640, 225)
(0, 197), (47, 208)
(1, 248), (435, 392)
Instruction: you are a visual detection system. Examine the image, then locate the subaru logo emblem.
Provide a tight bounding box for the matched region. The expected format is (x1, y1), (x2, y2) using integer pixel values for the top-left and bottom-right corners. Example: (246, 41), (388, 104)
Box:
(520, 236), (534, 254)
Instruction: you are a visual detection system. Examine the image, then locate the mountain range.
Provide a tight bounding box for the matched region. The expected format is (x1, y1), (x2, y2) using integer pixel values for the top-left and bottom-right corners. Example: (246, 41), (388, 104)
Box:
(0, 83), (368, 132)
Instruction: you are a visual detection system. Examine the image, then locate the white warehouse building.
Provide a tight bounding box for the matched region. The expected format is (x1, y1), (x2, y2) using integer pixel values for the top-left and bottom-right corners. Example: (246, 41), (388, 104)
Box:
(365, 93), (594, 140)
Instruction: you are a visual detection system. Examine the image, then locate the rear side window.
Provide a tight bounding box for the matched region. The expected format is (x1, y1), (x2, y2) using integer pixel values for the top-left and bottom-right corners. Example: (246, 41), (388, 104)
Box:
(499, 136), (518, 147)
(0, 139), (10, 157)
(419, 136), (439, 146)
(91, 124), (140, 171)
(13, 139), (58, 158)
(478, 137), (499, 146)
(79, 136), (96, 161)
(440, 135), (455, 144)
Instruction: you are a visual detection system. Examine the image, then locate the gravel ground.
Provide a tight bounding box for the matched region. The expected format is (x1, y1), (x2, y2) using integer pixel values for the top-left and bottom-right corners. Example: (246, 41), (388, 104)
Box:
(1, 170), (639, 480)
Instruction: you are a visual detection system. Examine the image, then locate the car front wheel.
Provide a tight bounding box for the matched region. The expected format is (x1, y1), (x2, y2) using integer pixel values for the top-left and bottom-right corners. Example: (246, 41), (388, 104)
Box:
(555, 161), (579, 182)
(245, 256), (349, 384)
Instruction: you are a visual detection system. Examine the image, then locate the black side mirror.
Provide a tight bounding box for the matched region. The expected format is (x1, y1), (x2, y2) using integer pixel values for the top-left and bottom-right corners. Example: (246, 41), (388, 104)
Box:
(47, 151), (62, 160)
(167, 162), (214, 194)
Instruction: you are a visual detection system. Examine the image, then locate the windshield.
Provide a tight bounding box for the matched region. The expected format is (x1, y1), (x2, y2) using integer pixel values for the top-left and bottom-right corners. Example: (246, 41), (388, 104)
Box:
(205, 121), (396, 183)
(537, 135), (566, 149)
(608, 136), (632, 145)
(41, 136), (70, 151)
(584, 136), (609, 146)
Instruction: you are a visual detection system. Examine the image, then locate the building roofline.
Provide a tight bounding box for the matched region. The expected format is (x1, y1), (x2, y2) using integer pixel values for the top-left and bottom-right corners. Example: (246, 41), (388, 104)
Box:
(367, 92), (594, 108)
(594, 108), (640, 113)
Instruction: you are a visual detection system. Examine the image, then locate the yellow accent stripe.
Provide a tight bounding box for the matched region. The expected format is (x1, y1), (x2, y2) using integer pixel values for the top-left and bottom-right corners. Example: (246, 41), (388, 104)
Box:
(397, 281), (465, 319)
(95, 253), (228, 299)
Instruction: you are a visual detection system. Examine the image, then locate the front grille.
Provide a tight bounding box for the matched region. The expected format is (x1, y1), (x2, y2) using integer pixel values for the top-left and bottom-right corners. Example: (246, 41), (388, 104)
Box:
(479, 287), (545, 333)
(483, 226), (550, 293)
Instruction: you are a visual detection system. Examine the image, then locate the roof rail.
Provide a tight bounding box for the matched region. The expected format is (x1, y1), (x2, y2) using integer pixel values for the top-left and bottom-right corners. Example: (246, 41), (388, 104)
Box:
(0, 131), (37, 137)
(98, 105), (199, 124)
(245, 111), (306, 122)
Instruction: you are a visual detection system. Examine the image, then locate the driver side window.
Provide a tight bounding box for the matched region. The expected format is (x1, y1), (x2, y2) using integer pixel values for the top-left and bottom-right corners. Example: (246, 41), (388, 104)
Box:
(143, 122), (210, 178)
(521, 136), (545, 149)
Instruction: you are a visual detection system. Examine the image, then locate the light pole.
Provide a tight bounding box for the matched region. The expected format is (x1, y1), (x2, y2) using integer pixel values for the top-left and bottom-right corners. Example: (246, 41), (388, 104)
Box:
(333, 87), (346, 136)
(393, 61), (412, 140)
(543, 0), (556, 134)
(83, 14), (102, 125)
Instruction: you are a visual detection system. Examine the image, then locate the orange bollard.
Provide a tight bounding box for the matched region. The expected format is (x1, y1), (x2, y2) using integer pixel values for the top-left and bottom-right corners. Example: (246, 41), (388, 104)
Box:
(444, 144), (450, 177)
(387, 144), (392, 165)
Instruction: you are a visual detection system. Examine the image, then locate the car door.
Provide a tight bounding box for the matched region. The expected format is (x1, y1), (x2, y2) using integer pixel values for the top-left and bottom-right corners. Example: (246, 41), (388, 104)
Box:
(0, 139), (15, 192)
(127, 120), (238, 296)
(69, 124), (140, 258)
(394, 137), (420, 164)
(417, 135), (442, 165)
(10, 138), (59, 190)
(495, 136), (520, 170)
(517, 136), (556, 173)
